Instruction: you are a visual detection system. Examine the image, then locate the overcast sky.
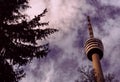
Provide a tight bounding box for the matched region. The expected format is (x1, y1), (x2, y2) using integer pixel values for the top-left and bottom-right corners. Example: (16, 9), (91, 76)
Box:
(20, 0), (120, 82)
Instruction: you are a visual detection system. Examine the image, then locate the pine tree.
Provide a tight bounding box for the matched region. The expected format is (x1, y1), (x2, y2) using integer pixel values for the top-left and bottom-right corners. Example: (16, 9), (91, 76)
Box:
(0, 0), (57, 82)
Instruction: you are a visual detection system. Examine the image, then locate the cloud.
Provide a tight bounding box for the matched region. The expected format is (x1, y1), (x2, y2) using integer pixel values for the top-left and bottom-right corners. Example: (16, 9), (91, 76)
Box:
(20, 0), (120, 82)
(100, 0), (120, 7)
(101, 18), (120, 76)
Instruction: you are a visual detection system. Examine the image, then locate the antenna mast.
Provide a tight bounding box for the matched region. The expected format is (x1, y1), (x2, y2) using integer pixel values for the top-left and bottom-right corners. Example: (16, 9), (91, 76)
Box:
(87, 16), (94, 38)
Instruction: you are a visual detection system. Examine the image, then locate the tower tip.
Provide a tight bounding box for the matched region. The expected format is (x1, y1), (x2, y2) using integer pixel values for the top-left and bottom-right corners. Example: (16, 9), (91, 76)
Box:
(87, 16), (94, 38)
(87, 16), (90, 22)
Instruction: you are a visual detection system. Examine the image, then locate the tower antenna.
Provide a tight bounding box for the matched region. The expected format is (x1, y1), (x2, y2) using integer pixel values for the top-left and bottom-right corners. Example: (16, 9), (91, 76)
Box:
(87, 16), (94, 38)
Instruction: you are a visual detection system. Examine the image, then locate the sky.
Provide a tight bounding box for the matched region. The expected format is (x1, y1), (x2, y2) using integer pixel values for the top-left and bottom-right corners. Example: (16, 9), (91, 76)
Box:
(20, 0), (120, 82)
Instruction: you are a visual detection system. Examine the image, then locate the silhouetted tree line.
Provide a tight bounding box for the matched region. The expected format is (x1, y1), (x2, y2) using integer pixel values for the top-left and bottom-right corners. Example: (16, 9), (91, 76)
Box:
(0, 0), (57, 82)
(75, 65), (119, 82)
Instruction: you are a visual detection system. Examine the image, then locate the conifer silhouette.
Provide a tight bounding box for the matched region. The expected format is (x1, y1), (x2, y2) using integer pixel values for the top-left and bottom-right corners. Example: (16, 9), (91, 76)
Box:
(0, 0), (57, 81)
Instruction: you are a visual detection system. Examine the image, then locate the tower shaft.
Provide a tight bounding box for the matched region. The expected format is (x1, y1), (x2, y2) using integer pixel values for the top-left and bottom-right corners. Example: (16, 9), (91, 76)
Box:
(92, 53), (104, 82)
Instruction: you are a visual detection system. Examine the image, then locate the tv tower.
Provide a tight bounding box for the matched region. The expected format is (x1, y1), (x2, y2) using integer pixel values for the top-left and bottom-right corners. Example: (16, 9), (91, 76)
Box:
(84, 16), (104, 82)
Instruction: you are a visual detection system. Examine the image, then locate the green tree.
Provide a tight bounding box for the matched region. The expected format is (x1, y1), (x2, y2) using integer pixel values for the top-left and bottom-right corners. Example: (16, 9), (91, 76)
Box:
(75, 66), (119, 82)
(0, 0), (57, 82)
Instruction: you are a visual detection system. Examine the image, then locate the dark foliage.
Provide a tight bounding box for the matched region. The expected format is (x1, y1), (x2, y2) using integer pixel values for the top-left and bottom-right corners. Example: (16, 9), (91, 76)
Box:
(75, 65), (119, 82)
(0, 0), (57, 82)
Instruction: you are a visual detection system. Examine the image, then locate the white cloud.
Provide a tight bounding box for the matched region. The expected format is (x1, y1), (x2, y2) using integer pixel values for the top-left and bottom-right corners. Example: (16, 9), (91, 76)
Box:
(100, 0), (120, 7)
(20, 0), (120, 82)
